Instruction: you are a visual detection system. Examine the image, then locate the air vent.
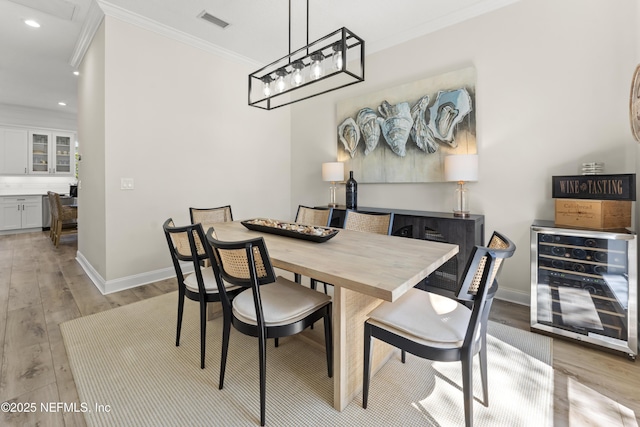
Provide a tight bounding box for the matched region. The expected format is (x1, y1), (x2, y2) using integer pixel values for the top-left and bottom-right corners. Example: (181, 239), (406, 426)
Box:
(198, 10), (229, 29)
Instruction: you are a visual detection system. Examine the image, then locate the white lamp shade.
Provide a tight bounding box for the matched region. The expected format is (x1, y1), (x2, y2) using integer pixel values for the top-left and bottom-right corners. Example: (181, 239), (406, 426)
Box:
(322, 162), (344, 182)
(444, 154), (478, 182)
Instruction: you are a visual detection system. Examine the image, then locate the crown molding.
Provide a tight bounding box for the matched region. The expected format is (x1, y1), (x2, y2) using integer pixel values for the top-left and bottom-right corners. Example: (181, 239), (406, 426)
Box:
(69, 0), (105, 68)
(104, 0), (258, 67)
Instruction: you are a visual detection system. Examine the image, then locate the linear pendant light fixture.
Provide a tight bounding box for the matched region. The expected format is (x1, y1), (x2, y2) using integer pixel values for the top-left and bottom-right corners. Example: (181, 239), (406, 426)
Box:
(248, 0), (365, 110)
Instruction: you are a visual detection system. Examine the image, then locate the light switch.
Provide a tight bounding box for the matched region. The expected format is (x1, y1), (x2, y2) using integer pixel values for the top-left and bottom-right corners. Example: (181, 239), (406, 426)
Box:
(121, 178), (134, 190)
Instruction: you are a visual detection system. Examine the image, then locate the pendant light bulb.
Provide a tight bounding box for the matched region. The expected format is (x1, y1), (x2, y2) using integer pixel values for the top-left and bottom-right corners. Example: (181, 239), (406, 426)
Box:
(275, 69), (287, 93)
(332, 42), (343, 71)
(291, 61), (305, 87)
(261, 76), (273, 98)
(310, 53), (324, 80)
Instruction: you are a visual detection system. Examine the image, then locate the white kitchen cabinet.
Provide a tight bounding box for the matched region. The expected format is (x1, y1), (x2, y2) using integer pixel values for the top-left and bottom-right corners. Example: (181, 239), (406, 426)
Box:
(28, 130), (74, 176)
(0, 196), (43, 231)
(0, 128), (28, 174)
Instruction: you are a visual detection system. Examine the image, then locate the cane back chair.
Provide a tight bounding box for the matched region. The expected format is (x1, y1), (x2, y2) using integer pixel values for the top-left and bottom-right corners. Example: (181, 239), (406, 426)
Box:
(205, 228), (333, 426)
(362, 231), (516, 427)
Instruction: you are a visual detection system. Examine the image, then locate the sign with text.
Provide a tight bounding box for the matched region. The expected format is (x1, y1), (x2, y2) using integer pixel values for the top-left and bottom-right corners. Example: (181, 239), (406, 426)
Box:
(552, 174), (636, 201)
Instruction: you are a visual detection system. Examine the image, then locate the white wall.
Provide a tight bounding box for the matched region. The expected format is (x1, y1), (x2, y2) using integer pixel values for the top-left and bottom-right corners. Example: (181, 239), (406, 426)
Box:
(290, 0), (638, 304)
(78, 16), (291, 291)
(77, 19), (107, 279)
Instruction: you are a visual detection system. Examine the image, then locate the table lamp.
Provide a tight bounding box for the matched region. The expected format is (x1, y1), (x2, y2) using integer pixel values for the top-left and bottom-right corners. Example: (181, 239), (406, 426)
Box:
(322, 162), (344, 207)
(444, 154), (478, 217)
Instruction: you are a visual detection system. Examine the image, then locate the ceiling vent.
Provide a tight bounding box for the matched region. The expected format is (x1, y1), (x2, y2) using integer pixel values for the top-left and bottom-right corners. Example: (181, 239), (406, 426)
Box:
(197, 10), (229, 29)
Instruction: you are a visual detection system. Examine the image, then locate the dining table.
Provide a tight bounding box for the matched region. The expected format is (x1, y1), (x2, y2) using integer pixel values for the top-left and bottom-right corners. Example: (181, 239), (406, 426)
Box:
(211, 220), (459, 411)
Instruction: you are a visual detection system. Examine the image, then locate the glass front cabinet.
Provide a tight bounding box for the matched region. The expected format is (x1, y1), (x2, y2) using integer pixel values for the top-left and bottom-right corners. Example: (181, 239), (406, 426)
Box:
(531, 220), (638, 359)
(28, 130), (74, 175)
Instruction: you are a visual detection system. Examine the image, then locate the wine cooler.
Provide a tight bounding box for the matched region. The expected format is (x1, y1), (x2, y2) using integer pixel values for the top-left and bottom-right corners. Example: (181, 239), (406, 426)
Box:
(530, 220), (638, 359)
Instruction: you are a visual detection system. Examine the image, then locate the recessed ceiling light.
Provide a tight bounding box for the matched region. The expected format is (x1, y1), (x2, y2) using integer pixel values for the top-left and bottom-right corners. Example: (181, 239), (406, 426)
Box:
(73, 71), (79, 76)
(58, 102), (67, 106)
(24, 19), (40, 28)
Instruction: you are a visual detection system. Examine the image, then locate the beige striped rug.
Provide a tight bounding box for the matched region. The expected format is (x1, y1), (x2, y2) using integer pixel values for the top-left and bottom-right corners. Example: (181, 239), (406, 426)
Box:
(60, 292), (553, 426)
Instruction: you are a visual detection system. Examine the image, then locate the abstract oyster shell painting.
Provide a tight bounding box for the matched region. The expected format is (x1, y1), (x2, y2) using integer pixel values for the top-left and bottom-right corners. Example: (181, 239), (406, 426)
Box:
(338, 117), (360, 158)
(378, 101), (413, 157)
(427, 89), (472, 148)
(336, 67), (476, 183)
(410, 95), (438, 154)
(356, 108), (381, 155)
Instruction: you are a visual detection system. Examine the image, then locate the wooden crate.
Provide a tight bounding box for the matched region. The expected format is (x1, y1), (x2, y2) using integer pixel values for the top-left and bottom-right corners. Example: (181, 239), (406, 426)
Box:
(555, 199), (632, 229)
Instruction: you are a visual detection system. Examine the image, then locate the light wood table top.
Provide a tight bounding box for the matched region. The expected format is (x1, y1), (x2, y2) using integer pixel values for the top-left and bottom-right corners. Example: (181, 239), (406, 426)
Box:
(211, 220), (458, 302)
(211, 220), (459, 411)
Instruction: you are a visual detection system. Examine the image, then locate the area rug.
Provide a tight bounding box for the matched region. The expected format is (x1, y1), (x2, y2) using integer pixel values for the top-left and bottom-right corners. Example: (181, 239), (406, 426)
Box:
(61, 292), (553, 426)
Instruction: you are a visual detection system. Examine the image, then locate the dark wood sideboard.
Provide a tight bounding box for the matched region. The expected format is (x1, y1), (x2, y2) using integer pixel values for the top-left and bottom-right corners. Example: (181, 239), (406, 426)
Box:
(324, 206), (485, 294)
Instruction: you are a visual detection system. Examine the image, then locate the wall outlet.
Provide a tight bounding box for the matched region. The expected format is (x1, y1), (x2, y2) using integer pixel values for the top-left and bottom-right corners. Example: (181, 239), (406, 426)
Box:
(121, 178), (134, 190)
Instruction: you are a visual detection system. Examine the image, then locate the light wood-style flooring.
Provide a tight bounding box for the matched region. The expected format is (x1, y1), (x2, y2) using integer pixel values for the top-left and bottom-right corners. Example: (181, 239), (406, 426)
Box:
(0, 231), (638, 426)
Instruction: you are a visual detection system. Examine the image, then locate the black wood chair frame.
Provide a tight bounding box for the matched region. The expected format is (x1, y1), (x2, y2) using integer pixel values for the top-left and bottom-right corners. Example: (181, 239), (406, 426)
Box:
(163, 218), (242, 369)
(205, 229), (333, 426)
(363, 231), (515, 427)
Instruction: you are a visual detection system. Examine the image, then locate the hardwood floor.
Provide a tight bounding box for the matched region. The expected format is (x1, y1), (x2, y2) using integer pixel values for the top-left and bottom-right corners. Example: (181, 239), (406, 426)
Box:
(0, 231), (638, 426)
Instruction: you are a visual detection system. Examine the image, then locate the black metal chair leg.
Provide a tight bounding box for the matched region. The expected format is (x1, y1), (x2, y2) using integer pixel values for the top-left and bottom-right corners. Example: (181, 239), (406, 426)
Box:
(258, 330), (267, 426)
(200, 300), (207, 369)
(401, 350), (406, 363)
(310, 278), (317, 290)
(362, 322), (373, 408)
(219, 313), (231, 389)
(461, 355), (474, 427)
(176, 289), (185, 346)
(274, 338), (279, 347)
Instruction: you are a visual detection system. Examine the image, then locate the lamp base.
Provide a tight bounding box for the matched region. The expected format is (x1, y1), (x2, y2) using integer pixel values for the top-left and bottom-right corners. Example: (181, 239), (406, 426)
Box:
(453, 210), (470, 218)
(328, 182), (337, 208)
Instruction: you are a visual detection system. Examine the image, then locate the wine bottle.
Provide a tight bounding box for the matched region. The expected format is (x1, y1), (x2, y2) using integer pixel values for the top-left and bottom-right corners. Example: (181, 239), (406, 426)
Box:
(346, 170), (358, 209)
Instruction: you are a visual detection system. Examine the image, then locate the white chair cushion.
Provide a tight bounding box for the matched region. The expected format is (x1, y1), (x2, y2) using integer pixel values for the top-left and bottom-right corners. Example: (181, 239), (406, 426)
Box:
(184, 267), (239, 294)
(233, 276), (331, 327)
(367, 288), (471, 348)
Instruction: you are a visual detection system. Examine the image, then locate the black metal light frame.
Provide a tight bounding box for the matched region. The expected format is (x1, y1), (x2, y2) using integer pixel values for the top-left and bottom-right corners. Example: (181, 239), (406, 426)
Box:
(248, 1), (365, 110)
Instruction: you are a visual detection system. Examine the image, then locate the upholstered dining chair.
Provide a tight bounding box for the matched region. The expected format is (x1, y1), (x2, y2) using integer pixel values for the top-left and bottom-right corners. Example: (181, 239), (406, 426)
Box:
(293, 205), (333, 289)
(205, 228), (333, 427)
(49, 191), (77, 248)
(162, 219), (242, 369)
(362, 231), (516, 427)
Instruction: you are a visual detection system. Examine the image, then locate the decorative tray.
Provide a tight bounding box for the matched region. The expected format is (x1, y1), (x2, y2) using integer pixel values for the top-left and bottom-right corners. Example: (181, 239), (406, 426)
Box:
(241, 218), (339, 243)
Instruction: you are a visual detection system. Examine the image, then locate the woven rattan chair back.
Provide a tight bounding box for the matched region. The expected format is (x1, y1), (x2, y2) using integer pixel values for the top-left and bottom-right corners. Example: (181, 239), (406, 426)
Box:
(295, 205), (332, 227)
(206, 231), (277, 289)
(457, 231), (515, 300)
(189, 205), (233, 229)
(163, 219), (210, 263)
(344, 210), (394, 235)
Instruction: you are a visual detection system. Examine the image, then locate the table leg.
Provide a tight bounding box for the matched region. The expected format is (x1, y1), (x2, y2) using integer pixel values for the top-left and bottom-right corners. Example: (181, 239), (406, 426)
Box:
(333, 285), (394, 411)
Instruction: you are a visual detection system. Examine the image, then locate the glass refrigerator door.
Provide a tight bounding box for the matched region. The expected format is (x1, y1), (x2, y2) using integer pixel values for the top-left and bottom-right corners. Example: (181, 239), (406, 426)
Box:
(535, 232), (631, 342)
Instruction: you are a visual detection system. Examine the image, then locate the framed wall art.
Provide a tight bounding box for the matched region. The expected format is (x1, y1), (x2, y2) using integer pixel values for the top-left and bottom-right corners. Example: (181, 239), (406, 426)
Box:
(336, 66), (477, 183)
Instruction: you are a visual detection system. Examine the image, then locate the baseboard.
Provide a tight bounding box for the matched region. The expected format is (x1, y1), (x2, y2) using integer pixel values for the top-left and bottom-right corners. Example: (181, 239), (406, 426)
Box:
(0, 227), (42, 236)
(76, 250), (190, 295)
(495, 287), (530, 306)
